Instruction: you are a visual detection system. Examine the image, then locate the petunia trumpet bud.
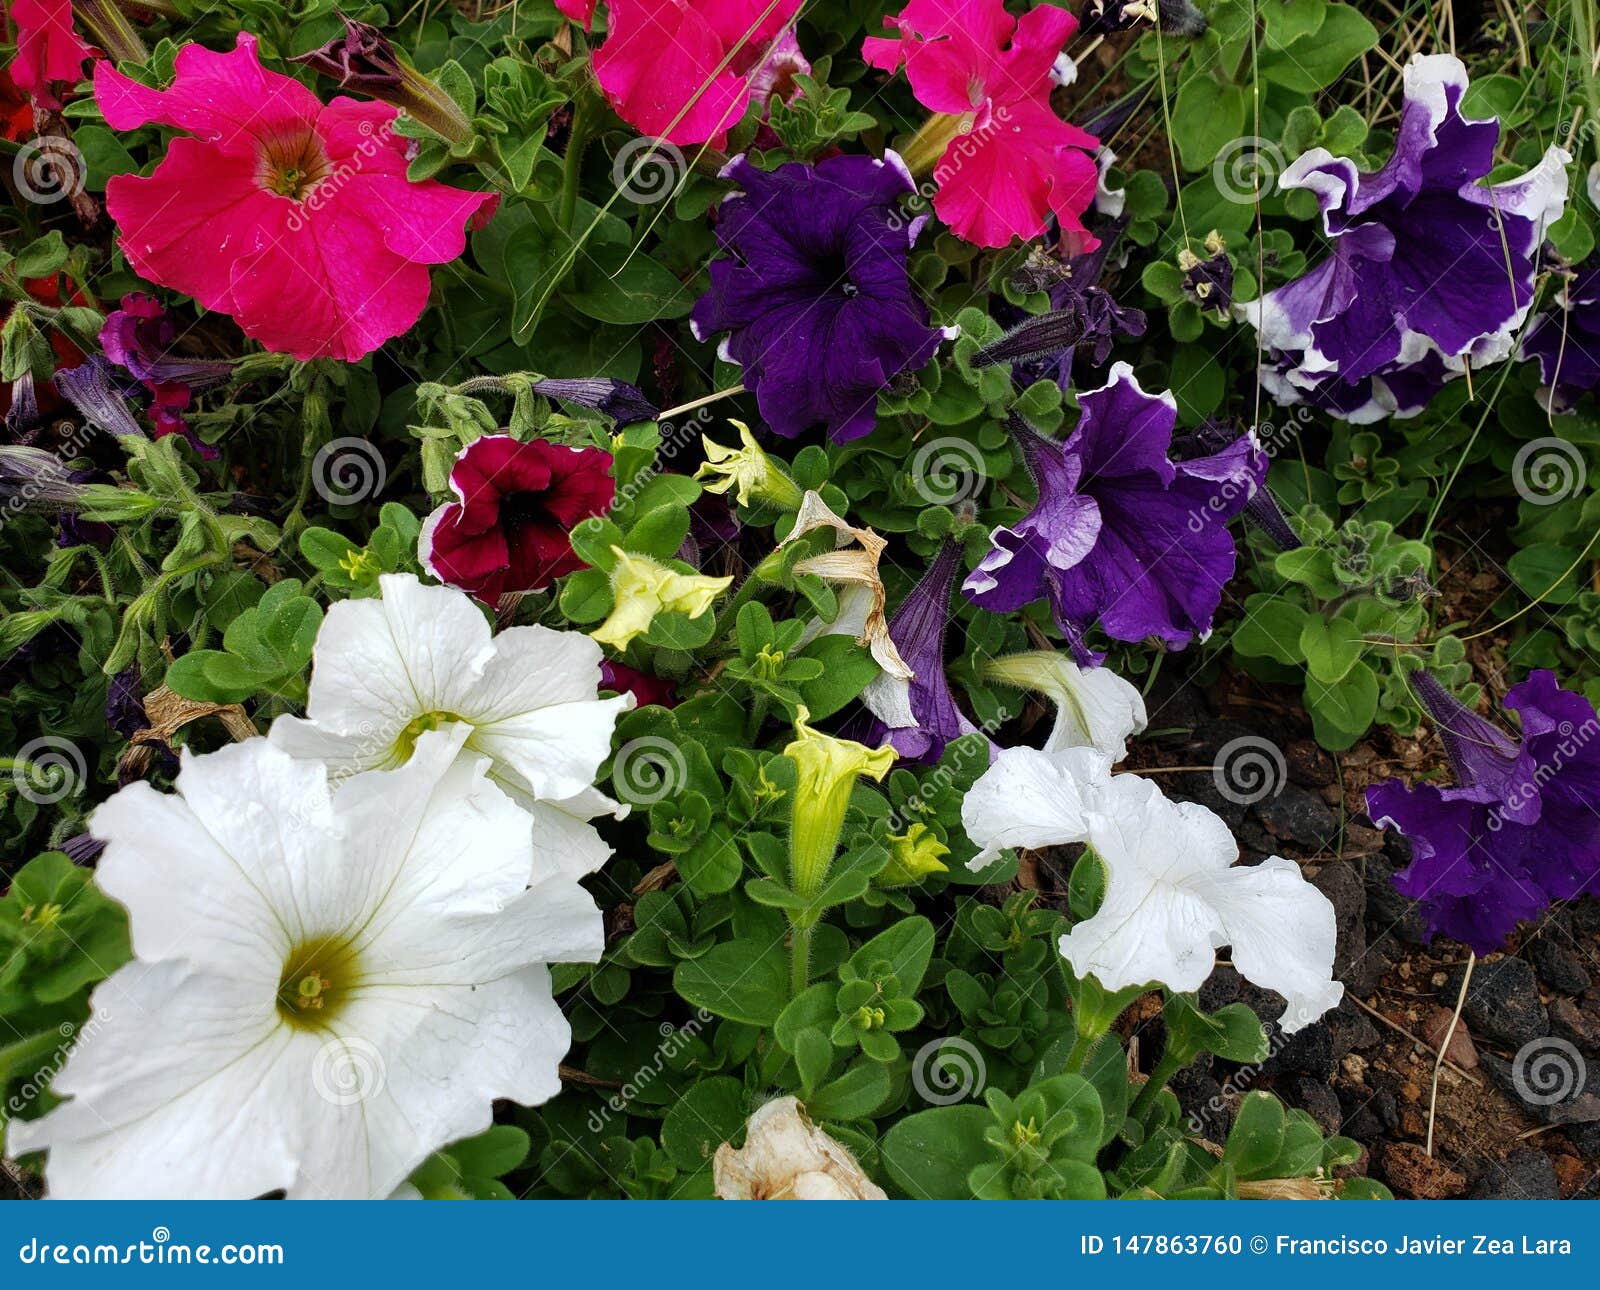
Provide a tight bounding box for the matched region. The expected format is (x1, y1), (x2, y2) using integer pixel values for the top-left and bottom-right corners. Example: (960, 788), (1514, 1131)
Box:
(591, 548), (732, 652)
(713, 1097), (887, 1200)
(695, 420), (804, 510)
(292, 15), (473, 145)
(783, 707), (895, 902)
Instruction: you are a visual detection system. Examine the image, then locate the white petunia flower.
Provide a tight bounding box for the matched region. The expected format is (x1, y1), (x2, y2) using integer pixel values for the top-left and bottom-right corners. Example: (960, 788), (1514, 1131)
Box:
(268, 572), (633, 881)
(961, 747), (1342, 1033)
(982, 651), (1147, 762)
(7, 728), (600, 1198)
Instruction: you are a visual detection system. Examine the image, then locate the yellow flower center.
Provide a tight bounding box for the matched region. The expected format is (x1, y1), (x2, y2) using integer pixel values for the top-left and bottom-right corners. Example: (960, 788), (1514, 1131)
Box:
(257, 131), (333, 202)
(390, 710), (462, 765)
(276, 934), (362, 1030)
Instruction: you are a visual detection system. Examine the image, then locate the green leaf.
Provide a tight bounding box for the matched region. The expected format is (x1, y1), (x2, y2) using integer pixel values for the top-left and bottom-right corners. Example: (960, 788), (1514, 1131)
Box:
(1307, 659), (1379, 745)
(1231, 597), (1310, 665)
(846, 916), (935, 995)
(1299, 613), (1366, 683)
(806, 1061), (892, 1120)
(1261, 4), (1377, 92)
(1172, 80), (1248, 174)
(881, 1105), (993, 1198)
(673, 938), (789, 1026)
(661, 1077), (747, 1172)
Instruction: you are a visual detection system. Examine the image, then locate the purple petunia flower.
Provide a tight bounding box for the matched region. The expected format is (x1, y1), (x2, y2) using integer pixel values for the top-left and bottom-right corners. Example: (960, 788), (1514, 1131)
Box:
(849, 540), (988, 764)
(1520, 258), (1600, 412)
(963, 364), (1265, 664)
(100, 294), (234, 458)
(1245, 54), (1568, 423)
(980, 218), (1146, 390)
(690, 152), (948, 443)
(1366, 670), (1600, 954)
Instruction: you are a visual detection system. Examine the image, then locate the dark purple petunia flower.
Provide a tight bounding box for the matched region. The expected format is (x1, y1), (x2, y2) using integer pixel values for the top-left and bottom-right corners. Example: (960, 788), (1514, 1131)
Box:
(848, 540), (988, 764)
(100, 294), (233, 458)
(1366, 670), (1600, 953)
(981, 219), (1146, 389)
(963, 364), (1265, 664)
(53, 356), (144, 440)
(1177, 417), (1301, 551)
(690, 152), (948, 443)
(1245, 54), (1568, 423)
(530, 377), (658, 425)
(1520, 259), (1600, 412)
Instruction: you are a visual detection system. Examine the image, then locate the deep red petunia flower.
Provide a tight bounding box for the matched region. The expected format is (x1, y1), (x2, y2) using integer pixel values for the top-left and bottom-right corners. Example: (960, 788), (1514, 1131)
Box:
(94, 34), (494, 362)
(863, 0), (1100, 249)
(420, 435), (616, 603)
(8, 0), (93, 110)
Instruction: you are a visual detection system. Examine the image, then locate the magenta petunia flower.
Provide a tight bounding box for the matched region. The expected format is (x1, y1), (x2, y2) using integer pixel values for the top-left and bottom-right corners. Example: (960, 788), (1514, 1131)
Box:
(9, 0), (93, 109)
(862, 0), (1100, 249)
(420, 435), (616, 604)
(555, 0), (805, 148)
(94, 34), (494, 362)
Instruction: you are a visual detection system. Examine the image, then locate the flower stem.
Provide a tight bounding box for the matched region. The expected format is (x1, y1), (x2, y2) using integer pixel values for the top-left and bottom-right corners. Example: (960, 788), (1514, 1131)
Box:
(559, 99), (593, 234)
(656, 385), (746, 423)
(790, 923), (814, 998)
(1129, 1049), (1185, 1125)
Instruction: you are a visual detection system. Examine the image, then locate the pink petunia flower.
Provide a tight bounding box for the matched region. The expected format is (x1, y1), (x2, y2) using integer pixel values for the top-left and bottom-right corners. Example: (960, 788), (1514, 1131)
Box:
(556, 0), (805, 148)
(862, 0), (1100, 249)
(420, 435), (616, 604)
(94, 34), (494, 362)
(9, 0), (94, 109)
